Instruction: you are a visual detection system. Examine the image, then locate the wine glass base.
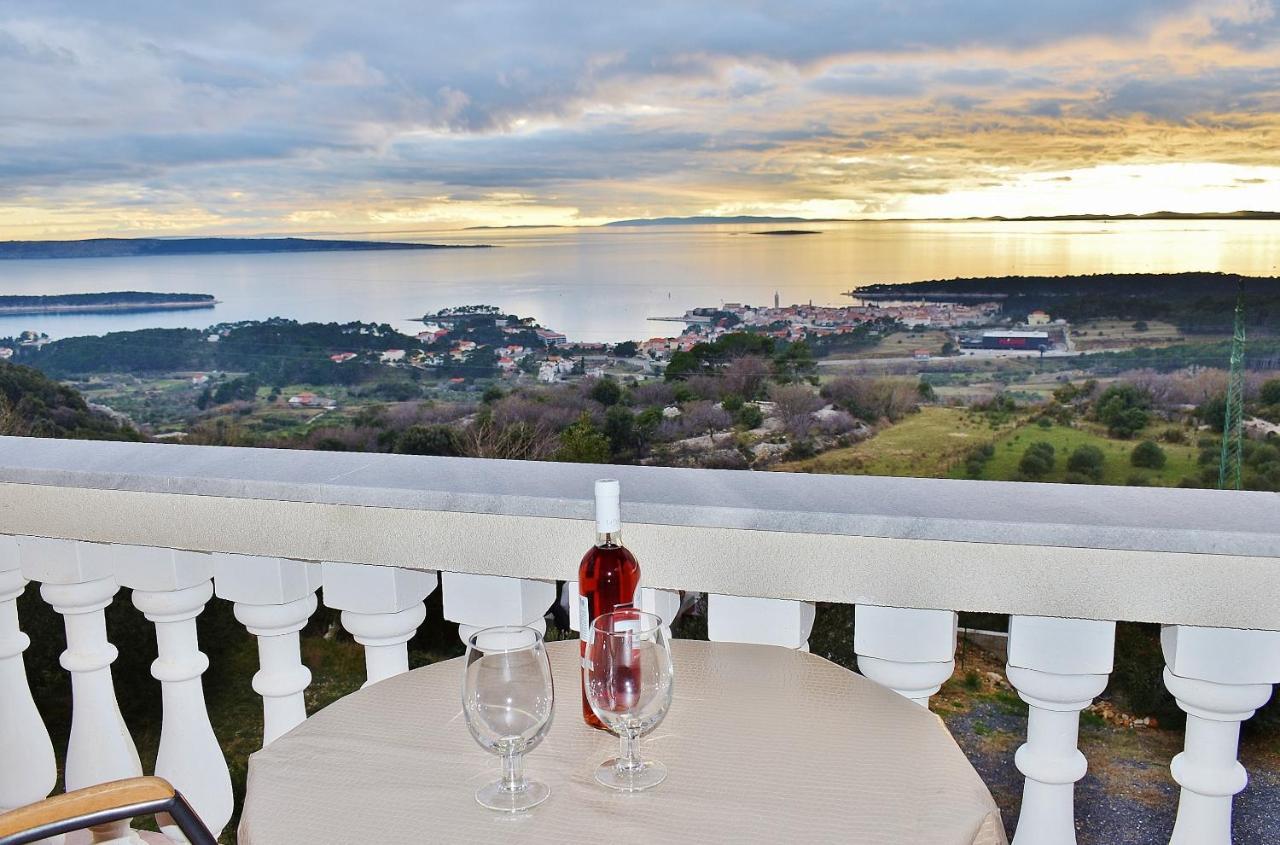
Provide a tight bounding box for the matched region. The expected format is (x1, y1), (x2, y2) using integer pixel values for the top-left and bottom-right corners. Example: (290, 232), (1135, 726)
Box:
(594, 759), (667, 792)
(475, 779), (550, 812)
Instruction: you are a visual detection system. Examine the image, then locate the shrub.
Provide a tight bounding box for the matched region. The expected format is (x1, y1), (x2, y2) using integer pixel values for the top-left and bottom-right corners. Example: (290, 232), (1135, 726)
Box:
(734, 403), (764, 431)
(1130, 440), (1167, 469)
(1018, 441), (1056, 478)
(1062, 471), (1094, 484)
(588, 377), (623, 407)
(720, 393), (744, 413)
(1036, 416), (1053, 429)
(1161, 427), (1187, 444)
(1261, 378), (1280, 406)
(1066, 444), (1106, 480)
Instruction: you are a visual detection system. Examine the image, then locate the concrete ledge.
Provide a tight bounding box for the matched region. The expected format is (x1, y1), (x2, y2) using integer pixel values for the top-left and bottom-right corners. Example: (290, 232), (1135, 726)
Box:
(0, 437), (1277, 630)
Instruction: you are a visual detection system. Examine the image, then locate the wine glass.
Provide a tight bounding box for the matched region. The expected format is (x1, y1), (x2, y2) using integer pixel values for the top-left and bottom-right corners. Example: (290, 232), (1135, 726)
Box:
(462, 625), (555, 812)
(585, 609), (674, 791)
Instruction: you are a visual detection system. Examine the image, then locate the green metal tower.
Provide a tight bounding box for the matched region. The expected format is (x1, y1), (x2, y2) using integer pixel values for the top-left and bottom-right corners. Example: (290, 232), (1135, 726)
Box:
(1218, 276), (1246, 490)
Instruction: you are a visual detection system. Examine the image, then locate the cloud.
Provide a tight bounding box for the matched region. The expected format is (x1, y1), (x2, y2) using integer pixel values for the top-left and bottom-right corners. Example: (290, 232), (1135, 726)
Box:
(0, 0), (1275, 234)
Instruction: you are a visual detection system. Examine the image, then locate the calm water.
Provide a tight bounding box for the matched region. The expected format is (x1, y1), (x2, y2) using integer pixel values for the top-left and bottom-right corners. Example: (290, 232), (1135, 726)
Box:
(1, 220), (1277, 342)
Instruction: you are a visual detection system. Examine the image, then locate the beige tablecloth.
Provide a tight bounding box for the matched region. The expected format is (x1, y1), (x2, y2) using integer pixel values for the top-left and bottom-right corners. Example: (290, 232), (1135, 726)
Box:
(240, 640), (1006, 845)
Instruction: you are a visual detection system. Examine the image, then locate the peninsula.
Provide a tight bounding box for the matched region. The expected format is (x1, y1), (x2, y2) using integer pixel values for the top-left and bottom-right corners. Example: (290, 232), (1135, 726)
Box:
(0, 292), (219, 315)
(0, 237), (491, 261)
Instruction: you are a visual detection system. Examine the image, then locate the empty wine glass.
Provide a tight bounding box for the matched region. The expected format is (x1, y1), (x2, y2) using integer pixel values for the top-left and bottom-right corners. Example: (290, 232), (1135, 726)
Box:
(462, 625), (555, 812)
(585, 609), (674, 791)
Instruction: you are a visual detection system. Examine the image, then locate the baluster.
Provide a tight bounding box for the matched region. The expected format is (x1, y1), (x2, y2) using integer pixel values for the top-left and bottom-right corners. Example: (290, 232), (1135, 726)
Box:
(321, 561), (437, 687)
(707, 594), (815, 650)
(441, 572), (554, 644)
(1005, 616), (1115, 845)
(854, 605), (957, 707)
(115, 545), (232, 841)
(213, 554), (320, 746)
(1162, 625), (1280, 845)
(0, 536), (57, 815)
(18, 536), (142, 844)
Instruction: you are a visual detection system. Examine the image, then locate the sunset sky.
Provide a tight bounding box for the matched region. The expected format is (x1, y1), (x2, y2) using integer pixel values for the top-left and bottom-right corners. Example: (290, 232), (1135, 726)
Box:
(1, 1), (1278, 238)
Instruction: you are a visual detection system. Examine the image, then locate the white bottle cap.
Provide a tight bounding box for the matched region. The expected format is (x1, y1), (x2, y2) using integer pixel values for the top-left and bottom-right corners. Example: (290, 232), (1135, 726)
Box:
(595, 478), (621, 534)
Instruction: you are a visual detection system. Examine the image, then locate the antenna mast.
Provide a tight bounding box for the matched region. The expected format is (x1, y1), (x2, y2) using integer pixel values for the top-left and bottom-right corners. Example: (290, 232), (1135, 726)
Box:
(1218, 276), (1246, 490)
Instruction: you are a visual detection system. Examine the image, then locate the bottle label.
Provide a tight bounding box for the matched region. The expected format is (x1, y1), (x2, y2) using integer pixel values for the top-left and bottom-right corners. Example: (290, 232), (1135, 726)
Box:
(580, 594), (592, 646)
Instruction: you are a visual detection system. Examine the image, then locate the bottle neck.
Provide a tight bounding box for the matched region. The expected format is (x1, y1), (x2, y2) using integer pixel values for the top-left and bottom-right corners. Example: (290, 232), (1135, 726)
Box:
(595, 529), (622, 547)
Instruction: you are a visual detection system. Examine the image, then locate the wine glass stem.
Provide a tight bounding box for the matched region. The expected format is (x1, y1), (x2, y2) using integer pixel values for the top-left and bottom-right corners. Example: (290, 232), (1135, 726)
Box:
(618, 732), (642, 772)
(501, 750), (526, 793)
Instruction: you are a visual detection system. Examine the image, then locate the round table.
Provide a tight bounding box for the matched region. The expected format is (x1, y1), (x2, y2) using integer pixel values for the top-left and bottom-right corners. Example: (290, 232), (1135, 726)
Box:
(239, 639), (1007, 844)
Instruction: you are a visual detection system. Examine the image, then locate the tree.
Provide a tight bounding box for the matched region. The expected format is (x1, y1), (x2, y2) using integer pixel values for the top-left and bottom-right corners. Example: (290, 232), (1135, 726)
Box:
(612, 340), (639, 358)
(681, 400), (732, 445)
(769, 383), (823, 439)
(603, 405), (639, 459)
(1131, 440), (1167, 469)
(1198, 394), (1228, 432)
(588, 377), (623, 407)
(1018, 441), (1056, 478)
(1066, 444), (1106, 480)
(394, 424), (461, 457)
(772, 341), (816, 383)
(555, 413), (610, 463)
(721, 355), (771, 399)
(1094, 384), (1150, 438)
(663, 350), (702, 381)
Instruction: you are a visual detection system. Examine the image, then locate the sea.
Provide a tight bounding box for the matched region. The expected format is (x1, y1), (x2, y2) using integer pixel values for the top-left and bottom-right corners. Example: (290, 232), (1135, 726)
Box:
(1, 220), (1277, 343)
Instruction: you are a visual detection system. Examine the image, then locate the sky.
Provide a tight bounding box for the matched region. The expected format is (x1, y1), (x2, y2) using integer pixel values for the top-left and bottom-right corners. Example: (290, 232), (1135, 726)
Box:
(1, 1), (1278, 238)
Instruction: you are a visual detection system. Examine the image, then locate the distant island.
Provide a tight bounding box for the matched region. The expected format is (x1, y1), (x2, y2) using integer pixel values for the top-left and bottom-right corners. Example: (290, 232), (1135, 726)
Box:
(600, 210), (1280, 227)
(753, 229), (820, 236)
(0, 292), (218, 315)
(0, 237), (492, 261)
(604, 215), (840, 227)
(852, 271), (1280, 332)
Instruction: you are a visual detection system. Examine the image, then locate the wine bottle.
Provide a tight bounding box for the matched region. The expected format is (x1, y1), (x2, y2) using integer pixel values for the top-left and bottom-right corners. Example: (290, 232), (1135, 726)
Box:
(579, 478), (641, 729)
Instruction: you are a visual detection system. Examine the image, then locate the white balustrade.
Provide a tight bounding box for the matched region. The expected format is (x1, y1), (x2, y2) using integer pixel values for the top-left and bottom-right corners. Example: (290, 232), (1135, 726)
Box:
(636, 587), (681, 633)
(1162, 625), (1280, 845)
(441, 572), (555, 644)
(3, 439), (1280, 845)
(115, 545), (232, 841)
(855, 605), (958, 707)
(0, 536), (57, 815)
(213, 553), (320, 746)
(1005, 616), (1115, 845)
(322, 561), (437, 687)
(18, 536), (142, 844)
(707, 594), (815, 650)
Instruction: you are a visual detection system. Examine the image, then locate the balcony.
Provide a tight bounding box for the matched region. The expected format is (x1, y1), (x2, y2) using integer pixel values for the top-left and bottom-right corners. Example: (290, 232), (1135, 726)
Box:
(0, 435), (1277, 844)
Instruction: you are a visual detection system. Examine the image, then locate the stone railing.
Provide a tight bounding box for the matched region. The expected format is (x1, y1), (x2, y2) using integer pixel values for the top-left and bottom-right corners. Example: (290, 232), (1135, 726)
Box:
(0, 436), (1277, 845)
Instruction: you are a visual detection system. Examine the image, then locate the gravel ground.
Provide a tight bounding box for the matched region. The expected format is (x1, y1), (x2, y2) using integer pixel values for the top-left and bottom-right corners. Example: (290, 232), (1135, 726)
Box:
(941, 687), (1280, 844)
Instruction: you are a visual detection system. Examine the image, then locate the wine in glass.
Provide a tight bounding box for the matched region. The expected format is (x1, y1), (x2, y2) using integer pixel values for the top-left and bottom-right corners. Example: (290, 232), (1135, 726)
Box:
(585, 609), (674, 791)
(462, 625), (555, 812)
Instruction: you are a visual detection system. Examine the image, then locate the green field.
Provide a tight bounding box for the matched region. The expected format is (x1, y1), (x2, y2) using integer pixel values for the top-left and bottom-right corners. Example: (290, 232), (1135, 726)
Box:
(959, 420), (1201, 486)
(776, 406), (1003, 476)
(777, 405), (1201, 487)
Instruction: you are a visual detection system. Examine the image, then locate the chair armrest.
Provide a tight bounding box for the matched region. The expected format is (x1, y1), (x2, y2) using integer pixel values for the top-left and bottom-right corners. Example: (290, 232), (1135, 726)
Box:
(0, 777), (214, 845)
